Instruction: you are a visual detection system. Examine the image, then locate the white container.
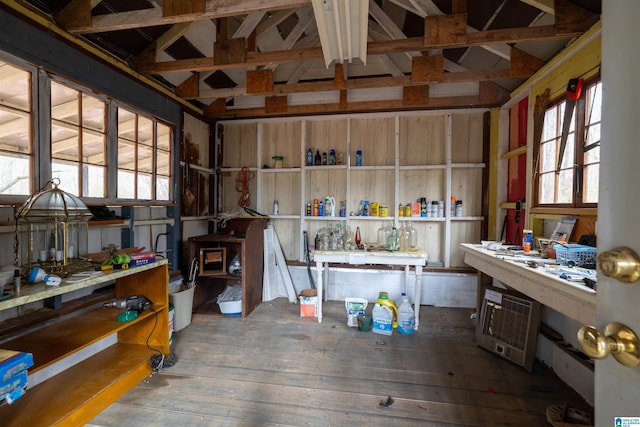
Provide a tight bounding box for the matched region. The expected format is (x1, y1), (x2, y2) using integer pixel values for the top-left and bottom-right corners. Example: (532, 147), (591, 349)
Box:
(217, 283), (242, 315)
(218, 299), (242, 315)
(372, 304), (393, 336)
(345, 297), (368, 327)
(397, 293), (415, 334)
(169, 283), (195, 332)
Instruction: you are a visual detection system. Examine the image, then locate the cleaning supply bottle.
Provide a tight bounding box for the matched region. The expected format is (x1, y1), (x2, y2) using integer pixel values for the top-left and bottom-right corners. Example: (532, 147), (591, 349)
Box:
(372, 303), (393, 336)
(377, 292), (398, 329)
(397, 292), (415, 334)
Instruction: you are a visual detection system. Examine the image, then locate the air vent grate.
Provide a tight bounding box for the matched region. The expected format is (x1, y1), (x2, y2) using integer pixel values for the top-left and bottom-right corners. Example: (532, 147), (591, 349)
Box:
(477, 286), (541, 372)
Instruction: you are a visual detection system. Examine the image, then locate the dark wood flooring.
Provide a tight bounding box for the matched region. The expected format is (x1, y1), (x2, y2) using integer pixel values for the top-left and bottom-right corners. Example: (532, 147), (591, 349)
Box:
(88, 299), (592, 426)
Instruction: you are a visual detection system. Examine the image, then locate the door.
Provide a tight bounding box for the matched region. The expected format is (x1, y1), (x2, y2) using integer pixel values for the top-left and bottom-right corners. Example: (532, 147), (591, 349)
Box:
(596, 3), (640, 425)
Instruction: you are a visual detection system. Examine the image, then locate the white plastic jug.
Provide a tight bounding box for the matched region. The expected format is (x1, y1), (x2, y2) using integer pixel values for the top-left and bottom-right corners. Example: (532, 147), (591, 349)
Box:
(397, 293), (415, 334)
(372, 304), (393, 336)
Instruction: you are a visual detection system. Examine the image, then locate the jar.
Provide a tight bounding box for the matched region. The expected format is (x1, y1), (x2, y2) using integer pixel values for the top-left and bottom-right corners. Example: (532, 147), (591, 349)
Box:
(272, 156), (284, 168)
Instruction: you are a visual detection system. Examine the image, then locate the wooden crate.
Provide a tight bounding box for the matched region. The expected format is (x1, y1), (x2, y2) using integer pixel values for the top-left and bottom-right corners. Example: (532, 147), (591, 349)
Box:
(199, 247), (227, 276)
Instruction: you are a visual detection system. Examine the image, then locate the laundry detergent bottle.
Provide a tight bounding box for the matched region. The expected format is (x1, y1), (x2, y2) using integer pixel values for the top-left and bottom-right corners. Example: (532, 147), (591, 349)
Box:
(377, 292), (398, 329)
(372, 304), (393, 336)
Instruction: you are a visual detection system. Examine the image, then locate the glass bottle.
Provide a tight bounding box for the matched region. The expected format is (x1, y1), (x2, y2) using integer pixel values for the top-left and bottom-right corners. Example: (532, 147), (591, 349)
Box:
(407, 221), (418, 249)
(355, 226), (361, 246)
(399, 223), (410, 252)
(314, 150), (321, 165)
(388, 227), (400, 252)
(377, 222), (388, 248)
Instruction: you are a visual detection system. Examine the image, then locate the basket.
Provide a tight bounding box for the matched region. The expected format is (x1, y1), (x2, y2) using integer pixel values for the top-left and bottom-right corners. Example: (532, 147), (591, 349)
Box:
(553, 244), (597, 267)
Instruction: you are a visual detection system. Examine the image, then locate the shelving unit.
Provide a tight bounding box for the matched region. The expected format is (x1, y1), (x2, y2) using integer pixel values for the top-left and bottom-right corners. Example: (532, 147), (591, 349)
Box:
(216, 110), (487, 267)
(1, 260), (169, 426)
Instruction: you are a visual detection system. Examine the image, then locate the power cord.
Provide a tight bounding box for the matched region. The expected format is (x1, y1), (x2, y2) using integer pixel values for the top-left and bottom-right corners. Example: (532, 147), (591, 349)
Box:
(146, 307), (177, 371)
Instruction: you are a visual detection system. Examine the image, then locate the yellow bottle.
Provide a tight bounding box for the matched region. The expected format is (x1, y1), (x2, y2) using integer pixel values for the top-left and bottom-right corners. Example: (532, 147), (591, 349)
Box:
(377, 292), (398, 329)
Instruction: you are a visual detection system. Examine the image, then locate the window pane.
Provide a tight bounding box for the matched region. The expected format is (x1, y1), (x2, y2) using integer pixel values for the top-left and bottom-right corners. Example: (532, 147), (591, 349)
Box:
(156, 150), (170, 176)
(542, 106), (558, 141)
(84, 164), (105, 198)
(0, 61), (31, 110)
(137, 173), (152, 199)
(138, 116), (153, 146)
(52, 161), (79, 195)
(156, 176), (169, 200)
(51, 124), (79, 160)
(82, 94), (105, 132)
(118, 138), (135, 171)
(118, 109), (136, 141)
(138, 144), (153, 173)
(157, 123), (171, 151)
(540, 140), (557, 173)
(557, 170), (573, 203)
(539, 172), (555, 203)
(560, 133), (574, 169)
(584, 163), (599, 203)
(51, 82), (79, 124)
(0, 154), (30, 194)
(117, 170), (135, 199)
(0, 109), (30, 153)
(83, 130), (105, 166)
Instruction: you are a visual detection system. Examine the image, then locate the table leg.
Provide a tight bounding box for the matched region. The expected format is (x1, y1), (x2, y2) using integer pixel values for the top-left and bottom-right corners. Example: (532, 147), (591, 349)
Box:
(414, 265), (423, 330)
(315, 260), (323, 323)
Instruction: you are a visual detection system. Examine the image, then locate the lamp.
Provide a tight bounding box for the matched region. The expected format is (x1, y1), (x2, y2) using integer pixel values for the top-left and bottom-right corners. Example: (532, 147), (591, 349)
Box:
(312, 0), (369, 67)
(15, 178), (92, 277)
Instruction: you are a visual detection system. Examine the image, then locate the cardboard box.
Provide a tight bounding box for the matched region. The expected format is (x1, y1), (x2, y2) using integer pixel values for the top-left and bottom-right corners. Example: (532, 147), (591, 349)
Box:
(129, 252), (156, 267)
(0, 370), (27, 404)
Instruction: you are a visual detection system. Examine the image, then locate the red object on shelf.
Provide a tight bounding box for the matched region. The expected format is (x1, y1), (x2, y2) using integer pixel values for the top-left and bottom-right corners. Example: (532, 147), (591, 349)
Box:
(355, 227), (361, 245)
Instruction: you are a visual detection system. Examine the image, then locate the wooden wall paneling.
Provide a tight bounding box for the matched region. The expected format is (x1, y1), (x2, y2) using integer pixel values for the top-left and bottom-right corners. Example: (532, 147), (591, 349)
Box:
(220, 171), (258, 212)
(262, 121), (301, 168)
(305, 169), (346, 205)
(272, 219), (300, 260)
(451, 113), (484, 163)
(260, 172), (300, 215)
(349, 170), (395, 213)
(450, 221), (482, 266)
(223, 123), (257, 168)
(451, 168), (483, 216)
(398, 169), (446, 204)
(307, 119), (347, 160)
(399, 116), (446, 165)
(416, 222), (444, 264)
(349, 117), (395, 166)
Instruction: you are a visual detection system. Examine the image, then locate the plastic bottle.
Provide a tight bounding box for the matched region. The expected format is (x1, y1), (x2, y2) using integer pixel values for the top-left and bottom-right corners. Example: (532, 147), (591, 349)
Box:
(322, 152), (328, 165)
(372, 303), (393, 336)
(397, 292), (415, 334)
(377, 291), (398, 329)
(329, 149), (336, 165)
(272, 199), (279, 215)
(307, 148), (313, 166)
(356, 150), (362, 166)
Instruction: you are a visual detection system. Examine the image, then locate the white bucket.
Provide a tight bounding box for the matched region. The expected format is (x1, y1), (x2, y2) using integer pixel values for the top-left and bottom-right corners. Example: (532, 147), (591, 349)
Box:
(168, 304), (175, 343)
(169, 284), (195, 332)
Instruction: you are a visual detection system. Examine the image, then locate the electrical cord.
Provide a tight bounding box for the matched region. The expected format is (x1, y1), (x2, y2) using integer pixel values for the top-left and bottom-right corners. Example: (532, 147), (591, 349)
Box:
(146, 307), (177, 371)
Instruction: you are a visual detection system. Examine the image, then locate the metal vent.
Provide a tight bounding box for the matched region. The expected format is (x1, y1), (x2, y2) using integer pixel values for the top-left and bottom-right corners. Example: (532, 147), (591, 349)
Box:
(477, 286), (541, 372)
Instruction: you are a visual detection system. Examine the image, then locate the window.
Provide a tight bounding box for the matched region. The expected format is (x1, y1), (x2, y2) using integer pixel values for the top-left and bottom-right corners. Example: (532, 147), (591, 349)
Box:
(51, 80), (107, 198)
(535, 79), (601, 207)
(117, 107), (172, 201)
(0, 60), (33, 195)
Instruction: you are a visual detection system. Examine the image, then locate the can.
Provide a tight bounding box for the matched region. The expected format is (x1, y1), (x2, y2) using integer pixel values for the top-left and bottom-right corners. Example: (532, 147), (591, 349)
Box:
(379, 205), (388, 217)
(398, 204), (404, 217)
(523, 229), (533, 252)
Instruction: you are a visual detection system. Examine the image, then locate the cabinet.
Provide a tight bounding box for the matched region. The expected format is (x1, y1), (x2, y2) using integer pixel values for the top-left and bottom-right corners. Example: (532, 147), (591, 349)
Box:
(1, 261), (169, 426)
(216, 111), (487, 267)
(188, 217), (267, 317)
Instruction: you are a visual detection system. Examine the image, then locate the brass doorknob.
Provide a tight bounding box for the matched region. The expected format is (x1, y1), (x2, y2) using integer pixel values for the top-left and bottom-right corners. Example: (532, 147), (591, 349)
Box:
(577, 322), (640, 367)
(598, 246), (640, 283)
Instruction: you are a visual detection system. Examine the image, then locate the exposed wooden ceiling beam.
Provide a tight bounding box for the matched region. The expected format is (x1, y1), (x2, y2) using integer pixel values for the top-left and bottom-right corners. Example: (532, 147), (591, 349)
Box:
(193, 68), (512, 100)
(521, 0), (555, 15)
(137, 25), (576, 75)
(60, 0), (311, 34)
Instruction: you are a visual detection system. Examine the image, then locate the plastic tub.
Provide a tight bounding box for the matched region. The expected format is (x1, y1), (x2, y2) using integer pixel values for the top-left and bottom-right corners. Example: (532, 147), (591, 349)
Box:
(218, 299), (242, 315)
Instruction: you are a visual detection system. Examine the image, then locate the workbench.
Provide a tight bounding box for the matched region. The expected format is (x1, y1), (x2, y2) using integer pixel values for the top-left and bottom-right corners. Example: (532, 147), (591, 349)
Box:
(313, 250), (428, 329)
(460, 243), (596, 325)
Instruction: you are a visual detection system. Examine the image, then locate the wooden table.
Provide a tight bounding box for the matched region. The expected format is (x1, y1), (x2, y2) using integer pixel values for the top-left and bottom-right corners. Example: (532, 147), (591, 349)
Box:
(460, 243), (596, 325)
(313, 250), (428, 329)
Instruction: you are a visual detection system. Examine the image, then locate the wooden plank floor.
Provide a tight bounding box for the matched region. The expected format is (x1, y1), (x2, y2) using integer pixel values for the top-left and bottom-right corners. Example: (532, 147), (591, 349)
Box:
(88, 299), (592, 426)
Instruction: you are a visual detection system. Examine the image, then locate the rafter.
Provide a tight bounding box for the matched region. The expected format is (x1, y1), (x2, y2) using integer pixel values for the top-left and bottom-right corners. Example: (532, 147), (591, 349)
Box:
(60, 0), (311, 34)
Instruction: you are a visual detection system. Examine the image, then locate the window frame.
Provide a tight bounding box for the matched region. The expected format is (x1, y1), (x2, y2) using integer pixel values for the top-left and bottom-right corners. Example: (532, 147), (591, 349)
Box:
(533, 76), (601, 210)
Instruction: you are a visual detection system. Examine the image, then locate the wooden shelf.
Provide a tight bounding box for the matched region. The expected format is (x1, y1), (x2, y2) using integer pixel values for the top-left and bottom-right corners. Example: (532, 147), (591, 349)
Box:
(3, 343), (153, 427)
(0, 262), (169, 426)
(1, 305), (164, 373)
